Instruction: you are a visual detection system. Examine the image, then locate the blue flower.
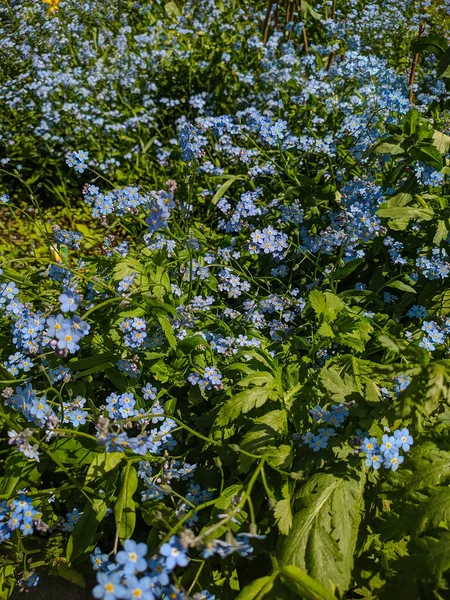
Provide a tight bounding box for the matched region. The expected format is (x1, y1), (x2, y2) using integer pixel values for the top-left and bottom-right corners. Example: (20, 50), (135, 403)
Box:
(116, 540), (148, 575)
(122, 575), (155, 600)
(383, 451), (404, 471)
(92, 572), (127, 600)
(59, 291), (80, 313)
(393, 428), (413, 452)
(365, 453), (382, 470)
(159, 536), (189, 570)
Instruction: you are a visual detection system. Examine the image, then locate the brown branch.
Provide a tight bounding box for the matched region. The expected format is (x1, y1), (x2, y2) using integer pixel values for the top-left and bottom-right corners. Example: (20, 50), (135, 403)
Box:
(326, 0), (337, 71)
(409, 22), (426, 104)
(263, 1), (274, 45)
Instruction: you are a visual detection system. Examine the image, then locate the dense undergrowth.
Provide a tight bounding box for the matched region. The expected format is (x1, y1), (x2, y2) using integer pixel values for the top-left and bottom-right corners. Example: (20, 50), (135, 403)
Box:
(1, 0), (450, 599)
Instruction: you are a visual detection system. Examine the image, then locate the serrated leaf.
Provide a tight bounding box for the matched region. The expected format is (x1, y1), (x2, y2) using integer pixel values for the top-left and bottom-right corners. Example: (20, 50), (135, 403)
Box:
(387, 532), (450, 598)
(215, 386), (276, 426)
(320, 367), (355, 402)
(274, 497), (293, 535)
(432, 131), (450, 155)
(255, 410), (288, 433)
(279, 470), (365, 593)
(266, 444), (292, 469)
(433, 220), (449, 245)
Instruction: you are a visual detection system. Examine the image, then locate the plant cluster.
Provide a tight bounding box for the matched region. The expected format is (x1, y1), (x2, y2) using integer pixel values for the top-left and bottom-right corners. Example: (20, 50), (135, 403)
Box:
(1, 1), (450, 599)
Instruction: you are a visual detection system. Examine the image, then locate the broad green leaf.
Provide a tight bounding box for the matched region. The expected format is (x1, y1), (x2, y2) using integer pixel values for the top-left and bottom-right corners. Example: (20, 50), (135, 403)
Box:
(372, 136), (405, 155)
(377, 206), (434, 221)
(0, 564), (15, 600)
(164, 1), (182, 18)
(437, 46), (450, 78)
(409, 144), (443, 172)
(114, 464), (138, 543)
(387, 280), (416, 294)
(156, 315), (177, 350)
(266, 445), (292, 469)
(280, 565), (337, 600)
(235, 575), (276, 600)
(309, 290), (326, 316)
(57, 564), (86, 587)
(66, 499), (108, 563)
(49, 437), (97, 465)
(255, 409), (288, 433)
(278, 470), (365, 593)
(432, 130), (450, 155)
(320, 367), (355, 402)
(309, 291), (344, 323)
(85, 452), (123, 483)
(403, 109), (420, 136)
(215, 385), (276, 426)
(433, 220), (449, 245)
(389, 441), (450, 493)
(330, 258), (364, 281)
(411, 35), (448, 55)
(211, 175), (246, 206)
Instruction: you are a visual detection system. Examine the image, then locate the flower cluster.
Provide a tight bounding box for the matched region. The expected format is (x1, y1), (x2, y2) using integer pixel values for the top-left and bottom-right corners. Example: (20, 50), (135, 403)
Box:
(297, 404), (350, 451)
(360, 428), (413, 471)
(0, 495), (40, 542)
(188, 367), (223, 391)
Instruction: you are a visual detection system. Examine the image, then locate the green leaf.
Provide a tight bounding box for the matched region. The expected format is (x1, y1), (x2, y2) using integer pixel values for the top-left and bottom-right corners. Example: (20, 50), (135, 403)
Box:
(433, 220), (449, 245)
(432, 130), (450, 155)
(411, 35), (448, 56)
(0, 564), (15, 600)
(387, 280), (416, 294)
(330, 258), (364, 281)
(164, 1), (182, 18)
(57, 564), (86, 587)
(266, 445), (292, 469)
(437, 46), (450, 78)
(278, 470), (365, 593)
(372, 136), (405, 155)
(85, 452), (123, 483)
(309, 291), (344, 323)
(114, 464), (138, 544)
(403, 109), (420, 135)
(377, 206), (434, 222)
(255, 409), (288, 433)
(48, 437), (97, 465)
(409, 144), (443, 172)
(66, 499), (108, 563)
(387, 531), (450, 598)
(389, 441), (450, 493)
(156, 315), (177, 350)
(215, 385), (276, 426)
(280, 565), (337, 600)
(211, 175), (246, 206)
(274, 482), (293, 535)
(235, 575), (276, 600)
(320, 367), (355, 402)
